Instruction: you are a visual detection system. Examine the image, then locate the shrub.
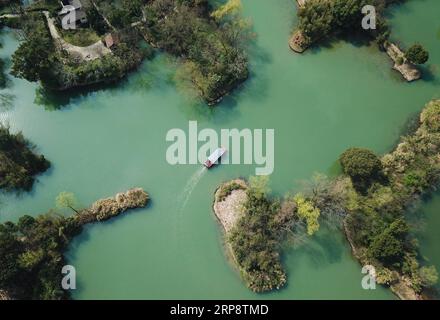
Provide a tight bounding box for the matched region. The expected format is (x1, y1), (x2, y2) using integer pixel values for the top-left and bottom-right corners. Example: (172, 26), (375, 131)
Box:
(419, 266), (439, 288)
(340, 147), (383, 193)
(403, 170), (428, 191)
(405, 44), (429, 65)
(297, 0), (385, 45)
(293, 194), (320, 236)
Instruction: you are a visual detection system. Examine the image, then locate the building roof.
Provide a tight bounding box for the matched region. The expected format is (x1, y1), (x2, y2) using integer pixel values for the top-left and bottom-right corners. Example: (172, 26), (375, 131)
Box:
(60, 0), (82, 10)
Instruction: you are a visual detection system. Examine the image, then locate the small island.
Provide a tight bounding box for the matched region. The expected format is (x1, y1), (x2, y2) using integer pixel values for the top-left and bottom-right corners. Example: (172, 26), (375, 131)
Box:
(1, 0), (439, 302)
(213, 179), (287, 292)
(289, 0), (429, 82)
(213, 100), (440, 299)
(0, 0), (250, 105)
(342, 100), (440, 299)
(0, 188), (150, 300)
(213, 177), (323, 293)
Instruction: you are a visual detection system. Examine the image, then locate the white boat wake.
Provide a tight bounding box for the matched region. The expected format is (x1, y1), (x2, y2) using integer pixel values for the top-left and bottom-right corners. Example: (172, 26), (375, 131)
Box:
(177, 166), (207, 213)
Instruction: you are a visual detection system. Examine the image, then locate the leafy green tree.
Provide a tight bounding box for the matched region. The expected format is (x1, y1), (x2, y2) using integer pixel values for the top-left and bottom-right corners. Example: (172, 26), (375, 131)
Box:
(405, 44), (429, 65)
(0, 224), (22, 288)
(293, 194), (320, 236)
(17, 215), (36, 233)
(11, 13), (55, 83)
(419, 266), (438, 287)
(340, 147), (383, 193)
(18, 249), (44, 270)
(368, 218), (409, 265)
(86, 5), (109, 35)
(56, 192), (80, 214)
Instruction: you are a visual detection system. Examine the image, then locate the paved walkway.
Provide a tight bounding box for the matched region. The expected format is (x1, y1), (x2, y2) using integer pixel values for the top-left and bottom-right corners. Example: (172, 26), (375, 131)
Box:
(43, 11), (111, 62)
(0, 14), (20, 19)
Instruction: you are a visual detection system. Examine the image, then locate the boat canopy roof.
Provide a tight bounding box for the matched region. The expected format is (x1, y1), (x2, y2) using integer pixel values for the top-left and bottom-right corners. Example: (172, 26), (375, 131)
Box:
(207, 148), (226, 163)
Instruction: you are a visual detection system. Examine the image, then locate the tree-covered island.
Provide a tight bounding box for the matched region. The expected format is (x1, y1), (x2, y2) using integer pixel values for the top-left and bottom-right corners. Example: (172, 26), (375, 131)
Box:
(214, 100), (440, 298)
(0, 188), (149, 300)
(0, 0), (250, 105)
(289, 0), (430, 81)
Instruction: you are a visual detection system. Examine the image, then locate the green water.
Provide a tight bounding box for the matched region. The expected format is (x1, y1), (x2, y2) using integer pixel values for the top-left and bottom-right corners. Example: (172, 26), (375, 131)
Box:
(0, 0), (439, 299)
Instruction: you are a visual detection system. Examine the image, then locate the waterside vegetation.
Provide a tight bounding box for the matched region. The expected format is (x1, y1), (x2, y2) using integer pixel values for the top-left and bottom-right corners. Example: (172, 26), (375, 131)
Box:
(214, 176), (326, 293)
(142, 0), (250, 104)
(9, 11), (150, 91)
(0, 188), (150, 300)
(0, 125), (50, 192)
(289, 0), (429, 81)
(215, 100), (440, 298)
(343, 100), (440, 299)
(2, 0), (250, 105)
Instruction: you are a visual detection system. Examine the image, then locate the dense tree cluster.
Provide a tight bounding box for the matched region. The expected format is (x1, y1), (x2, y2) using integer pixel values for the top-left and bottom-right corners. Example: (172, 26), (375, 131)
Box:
(0, 125), (50, 192)
(0, 214), (81, 299)
(225, 173), (348, 292)
(95, 0), (145, 29)
(7, 0), (249, 103)
(10, 12), (150, 90)
(11, 13), (55, 85)
(298, 0), (383, 44)
(0, 189), (150, 299)
(144, 0), (249, 104)
(344, 100), (440, 293)
(228, 177), (286, 292)
(295, 0), (408, 47)
(0, 0), (21, 11)
(85, 5), (110, 35)
(293, 194), (320, 236)
(340, 147), (383, 193)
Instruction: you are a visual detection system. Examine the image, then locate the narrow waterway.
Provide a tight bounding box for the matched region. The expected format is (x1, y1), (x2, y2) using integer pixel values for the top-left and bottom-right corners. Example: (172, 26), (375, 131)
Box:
(0, 0), (439, 299)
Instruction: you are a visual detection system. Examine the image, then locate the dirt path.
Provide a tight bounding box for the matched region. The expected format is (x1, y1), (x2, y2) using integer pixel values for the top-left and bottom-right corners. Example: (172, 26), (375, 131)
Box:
(0, 14), (20, 19)
(43, 11), (111, 62)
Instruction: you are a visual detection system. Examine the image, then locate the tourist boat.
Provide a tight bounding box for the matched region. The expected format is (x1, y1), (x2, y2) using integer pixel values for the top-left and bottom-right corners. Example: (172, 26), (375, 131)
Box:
(204, 147), (227, 168)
